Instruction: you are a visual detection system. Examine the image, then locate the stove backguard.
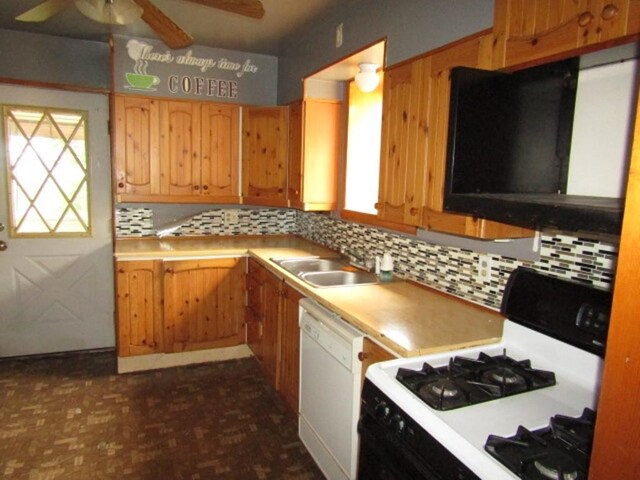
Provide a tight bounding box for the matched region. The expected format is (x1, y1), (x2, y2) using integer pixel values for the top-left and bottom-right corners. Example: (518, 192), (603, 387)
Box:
(501, 267), (612, 357)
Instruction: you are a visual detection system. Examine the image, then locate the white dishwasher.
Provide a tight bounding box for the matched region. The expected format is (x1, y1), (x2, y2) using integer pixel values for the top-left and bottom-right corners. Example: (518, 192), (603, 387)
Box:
(298, 298), (364, 480)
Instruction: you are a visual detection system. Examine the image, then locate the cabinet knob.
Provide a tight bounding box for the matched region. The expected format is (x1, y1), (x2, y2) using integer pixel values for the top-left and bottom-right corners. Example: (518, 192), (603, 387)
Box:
(165, 268), (174, 274)
(358, 351), (369, 362)
(194, 185), (200, 191)
(601, 4), (619, 20)
(578, 11), (594, 27)
(118, 182), (124, 188)
(202, 185), (209, 191)
(409, 207), (420, 216)
(0, 241), (7, 252)
(118, 268), (125, 274)
(374, 202), (381, 210)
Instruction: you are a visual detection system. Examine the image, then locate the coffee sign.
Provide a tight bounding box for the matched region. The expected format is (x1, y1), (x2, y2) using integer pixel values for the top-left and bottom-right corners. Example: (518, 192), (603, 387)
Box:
(113, 35), (278, 105)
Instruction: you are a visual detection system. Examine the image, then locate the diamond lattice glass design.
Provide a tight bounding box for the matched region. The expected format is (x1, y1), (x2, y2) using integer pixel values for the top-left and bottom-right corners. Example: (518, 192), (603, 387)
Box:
(4, 106), (91, 236)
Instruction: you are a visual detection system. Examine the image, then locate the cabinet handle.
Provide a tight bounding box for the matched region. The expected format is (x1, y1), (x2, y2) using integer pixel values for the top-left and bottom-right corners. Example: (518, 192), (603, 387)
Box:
(165, 268), (174, 274)
(202, 185), (209, 191)
(358, 351), (369, 362)
(194, 185), (200, 191)
(409, 207), (420, 216)
(118, 268), (125, 274)
(118, 182), (124, 188)
(578, 11), (594, 27)
(601, 4), (619, 20)
(374, 202), (381, 210)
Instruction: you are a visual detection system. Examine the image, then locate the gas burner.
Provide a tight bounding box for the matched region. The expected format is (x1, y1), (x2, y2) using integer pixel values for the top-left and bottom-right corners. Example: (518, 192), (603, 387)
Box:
(485, 409), (596, 480)
(396, 351), (556, 410)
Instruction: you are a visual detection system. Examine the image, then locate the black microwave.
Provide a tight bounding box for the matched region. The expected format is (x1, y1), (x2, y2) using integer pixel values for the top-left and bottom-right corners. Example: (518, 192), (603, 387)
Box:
(443, 57), (624, 234)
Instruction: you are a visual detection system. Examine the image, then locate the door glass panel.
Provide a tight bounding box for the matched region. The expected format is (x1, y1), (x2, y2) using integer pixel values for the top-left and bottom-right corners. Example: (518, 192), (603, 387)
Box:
(4, 106), (91, 237)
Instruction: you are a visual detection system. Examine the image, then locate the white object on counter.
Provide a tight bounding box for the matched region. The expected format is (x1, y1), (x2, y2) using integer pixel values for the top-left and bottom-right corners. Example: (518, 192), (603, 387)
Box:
(298, 298), (365, 480)
(379, 252), (394, 282)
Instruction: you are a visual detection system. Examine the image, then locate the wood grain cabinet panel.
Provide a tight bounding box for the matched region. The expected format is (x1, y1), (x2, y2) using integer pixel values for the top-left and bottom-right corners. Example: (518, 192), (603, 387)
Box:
(288, 99), (341, 211)
(242, 106), (289, 207)
(378, 58), (431, 225)
(261, 268), (282, 388)
(279, 282), (304, 414)
(113, 94), (240, 204)
(116, 260), (164, 356)
(358, 337), (396, 390)
(421, 33), (534, 239)
(493, 0), (640, 69)
(113, 95), (161, 196)
(246, 258), (265, 361)
(163, 258), (246, 353)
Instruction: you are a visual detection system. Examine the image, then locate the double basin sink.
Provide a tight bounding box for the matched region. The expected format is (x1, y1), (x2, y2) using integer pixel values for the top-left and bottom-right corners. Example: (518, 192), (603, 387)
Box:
(272, 257), (378, 288)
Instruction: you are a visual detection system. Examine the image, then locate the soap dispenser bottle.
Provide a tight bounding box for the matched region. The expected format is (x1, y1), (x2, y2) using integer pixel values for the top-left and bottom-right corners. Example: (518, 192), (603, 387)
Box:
(379, 252), (394, 282)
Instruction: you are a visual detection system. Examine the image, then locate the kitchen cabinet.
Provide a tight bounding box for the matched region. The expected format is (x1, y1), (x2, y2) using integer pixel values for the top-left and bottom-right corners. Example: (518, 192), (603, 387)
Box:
(420, 33), (534, 239)
(163, 257), (246, 352)
(245, 258), (303, 414)
(377, 58), (431, 226)
(113, 94), (240, 203)
(279, 282), (304, 413)
(115, 260), (164, 356)
(492, 0), (640, 69)
(242, 106), (289, 207)
(246, 257), (265, 361)
(288, 99), (341, 211)
(358, 337), (396, 390)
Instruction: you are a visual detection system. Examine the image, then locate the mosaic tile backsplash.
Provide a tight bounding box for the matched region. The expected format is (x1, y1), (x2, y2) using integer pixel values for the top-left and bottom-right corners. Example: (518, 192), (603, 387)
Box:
(116, 207), (618, 311)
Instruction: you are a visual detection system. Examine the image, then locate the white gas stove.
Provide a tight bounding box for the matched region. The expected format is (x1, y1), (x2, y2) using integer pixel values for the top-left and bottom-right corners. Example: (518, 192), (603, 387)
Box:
(357, 267), (611, 480)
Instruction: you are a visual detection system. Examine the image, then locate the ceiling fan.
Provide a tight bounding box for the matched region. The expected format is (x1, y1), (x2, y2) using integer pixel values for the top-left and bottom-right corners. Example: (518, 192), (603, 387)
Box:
(15, 0), (265, 49)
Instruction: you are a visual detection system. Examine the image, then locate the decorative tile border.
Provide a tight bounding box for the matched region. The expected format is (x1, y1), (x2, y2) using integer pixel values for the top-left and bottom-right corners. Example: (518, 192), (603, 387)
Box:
(115, 207), (618, 311)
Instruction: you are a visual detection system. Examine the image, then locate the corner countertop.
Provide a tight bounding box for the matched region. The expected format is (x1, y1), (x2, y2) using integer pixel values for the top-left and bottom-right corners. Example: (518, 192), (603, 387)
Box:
(115, 235), (504, 357)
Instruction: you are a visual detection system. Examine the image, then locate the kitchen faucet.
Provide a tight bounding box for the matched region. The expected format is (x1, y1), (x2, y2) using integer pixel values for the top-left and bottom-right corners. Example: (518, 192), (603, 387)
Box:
(340, 246), (374, 271)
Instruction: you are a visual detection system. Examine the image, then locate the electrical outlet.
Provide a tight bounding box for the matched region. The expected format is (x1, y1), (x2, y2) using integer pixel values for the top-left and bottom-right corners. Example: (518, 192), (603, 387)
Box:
(476, 254), (493, 283)
(223, 210), (239, 224)
(336, 23), (343, 48)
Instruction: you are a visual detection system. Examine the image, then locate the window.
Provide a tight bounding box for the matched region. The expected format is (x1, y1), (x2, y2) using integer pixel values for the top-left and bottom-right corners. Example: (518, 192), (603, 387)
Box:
(4, 106), (91, 237)
(343, 78), (383, 215)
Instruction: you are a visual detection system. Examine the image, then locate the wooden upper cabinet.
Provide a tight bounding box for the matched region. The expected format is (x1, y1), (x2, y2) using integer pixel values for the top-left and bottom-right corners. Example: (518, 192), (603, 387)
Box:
(421, 33), (534, 239)
(242, 106), (289, 207)
(113, 94), (240, 204)
(160, 100), (200, 196)
(113, 95), (161, 196)
(163, 257), (246, 353)
(288, 99), (341, 211)
(493, 0), (640, 69)
(116, 260), (164, 357)
(201, 103), (240, 201)
(378, 58), (431, 225)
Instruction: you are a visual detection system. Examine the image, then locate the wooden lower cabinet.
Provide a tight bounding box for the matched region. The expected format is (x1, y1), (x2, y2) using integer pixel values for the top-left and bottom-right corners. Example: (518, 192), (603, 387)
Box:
(245, 258), (304, 414)
(358, 337), (396, 390)
(162, 257), (246, 353)
(116, 260), (164, 356)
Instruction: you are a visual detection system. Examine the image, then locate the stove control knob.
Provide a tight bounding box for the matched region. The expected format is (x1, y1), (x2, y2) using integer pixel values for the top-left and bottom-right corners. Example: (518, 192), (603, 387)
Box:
(374, 401), (391, 421)
(390, 414), (406, 434)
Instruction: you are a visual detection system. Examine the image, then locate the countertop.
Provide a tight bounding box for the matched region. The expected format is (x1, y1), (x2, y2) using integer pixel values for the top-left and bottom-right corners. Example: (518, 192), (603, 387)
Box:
(115, 235), (504, 357)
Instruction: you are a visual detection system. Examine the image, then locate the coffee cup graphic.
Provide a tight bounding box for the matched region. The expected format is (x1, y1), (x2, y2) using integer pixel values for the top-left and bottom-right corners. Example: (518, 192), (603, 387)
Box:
(126, 73), (160, 90)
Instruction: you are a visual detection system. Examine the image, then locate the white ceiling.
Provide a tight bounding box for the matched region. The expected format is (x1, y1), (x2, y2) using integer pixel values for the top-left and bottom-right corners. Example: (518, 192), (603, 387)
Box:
(0, 0), (344, 55)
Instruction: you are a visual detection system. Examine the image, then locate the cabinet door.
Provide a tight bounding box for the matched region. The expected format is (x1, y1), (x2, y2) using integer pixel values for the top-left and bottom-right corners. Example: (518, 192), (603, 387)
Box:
(116, 260), (163, 356)
(422, 33), (534, 239)
(201, 103), (240, 201)
(113, 95), (160, 196)
(287, 100), (303, 206)
(160, 101), (201, 196)
(164, 258), (246, 352)
(378, 58), (431, 225)
(358, 337), (396, 390)
(493, 0), (640, 69)
(242, 106), (289, 207)
(246, 258), (265, 360)
(279, 282), (303, 414)
(262, 270), (282, 388)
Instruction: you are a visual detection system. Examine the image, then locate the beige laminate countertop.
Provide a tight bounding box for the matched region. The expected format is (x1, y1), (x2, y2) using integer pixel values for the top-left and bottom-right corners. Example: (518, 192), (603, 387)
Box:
(115, 235), (504, 357)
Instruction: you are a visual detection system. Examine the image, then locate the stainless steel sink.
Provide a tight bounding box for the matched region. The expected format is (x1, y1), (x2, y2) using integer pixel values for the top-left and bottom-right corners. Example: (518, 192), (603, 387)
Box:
(272, 257), (347, 275)
(272, 256), (379, 287)
(298, 270), (379, 288)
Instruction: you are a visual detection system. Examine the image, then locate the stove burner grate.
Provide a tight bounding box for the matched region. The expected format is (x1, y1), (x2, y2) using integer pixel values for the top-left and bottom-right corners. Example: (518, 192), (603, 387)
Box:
(395, 351), (556, 410)
(485, 408), (596, 480)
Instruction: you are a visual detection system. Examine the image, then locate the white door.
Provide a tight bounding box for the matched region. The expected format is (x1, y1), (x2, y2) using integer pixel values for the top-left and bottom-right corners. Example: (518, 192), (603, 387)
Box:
(0, 85), (114, 357)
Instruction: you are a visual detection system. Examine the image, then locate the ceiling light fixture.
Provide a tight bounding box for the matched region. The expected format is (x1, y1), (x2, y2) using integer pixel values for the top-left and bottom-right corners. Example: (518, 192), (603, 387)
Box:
(354, 63), (380, 93)
(74, 0), (143, 26)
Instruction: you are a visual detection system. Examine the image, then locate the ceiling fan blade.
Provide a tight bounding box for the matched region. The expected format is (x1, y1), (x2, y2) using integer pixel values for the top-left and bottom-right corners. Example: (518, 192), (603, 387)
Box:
(185, 0), (265, 19)
(74, 0), (143, 25)
(131, 0), (193, 49)
(16, 0), (74, 22)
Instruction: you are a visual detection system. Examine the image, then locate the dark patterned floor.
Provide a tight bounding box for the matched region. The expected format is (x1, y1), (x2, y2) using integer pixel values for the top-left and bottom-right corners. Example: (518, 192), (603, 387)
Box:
(0, 352), (324, 480)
